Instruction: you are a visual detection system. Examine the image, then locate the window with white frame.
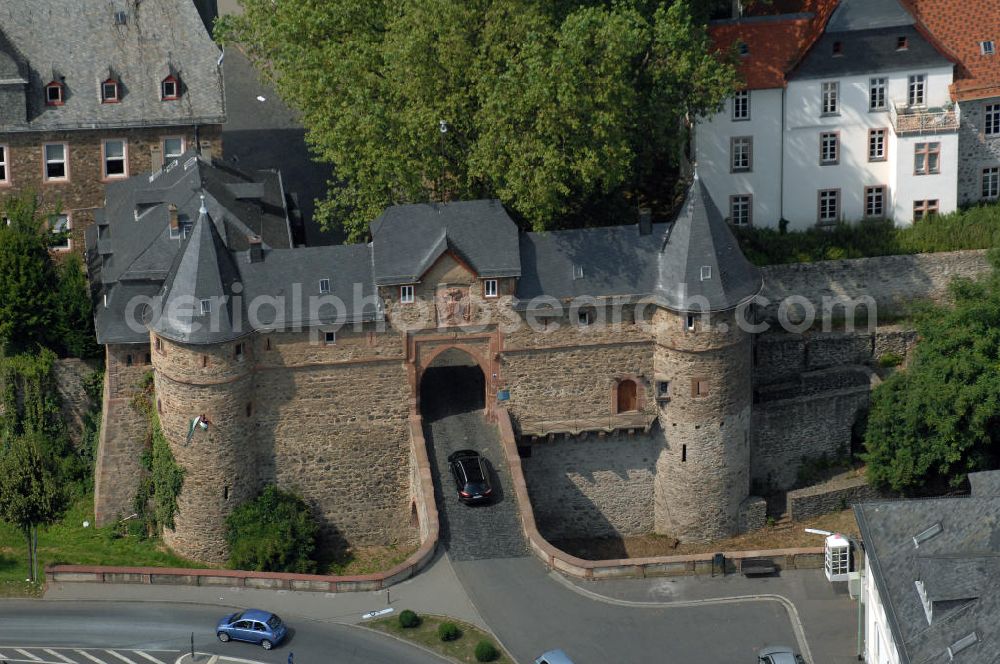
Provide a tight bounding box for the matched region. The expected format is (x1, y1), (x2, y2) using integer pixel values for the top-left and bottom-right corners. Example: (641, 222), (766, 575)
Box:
(319, 278), (331, 294)
(43, 143), (68, 180)
(200, 299), (212, 315)
(400, 285), (415, 303)
(821, 81), (839, 115)
(981, 40), (995, 56)
(484, 279), (498, 298)
(818, 189), (840, 224)
(908, 74), (926, 107)
(731, 136), (752, 172)
(869, 129), (887, 161)
(914, 142), (940, 175)
(161, 76), (180, 100)
(913, 199), (939, 220)
(163, 136), (185, 159)
(820, 132), (839, 165)
(50, 213), (71, 250)
(103, 139), (127, 178)
(0, 145), (7, 183)
(45, 81), (64, 106)
(865, 185), (886, 219)
(732, 90), (750, 121)
(983, 167), (1000, 199)
(101, 79), (119, 103)
(985, 104), (1000, 136)
(685, 314), (695, 331)
(324, 330), (336, 345)
(729, 194), (752, 227)
(869, 77), (887, 111)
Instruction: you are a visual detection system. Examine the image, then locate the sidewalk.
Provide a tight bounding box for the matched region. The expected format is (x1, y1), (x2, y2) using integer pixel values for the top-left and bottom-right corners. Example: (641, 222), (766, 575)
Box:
(43, 549), (488, 630)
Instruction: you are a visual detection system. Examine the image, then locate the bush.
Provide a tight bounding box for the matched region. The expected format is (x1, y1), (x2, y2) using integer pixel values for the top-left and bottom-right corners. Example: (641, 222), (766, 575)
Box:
(475, 640), (499, 662)
(398, 610), (420, 628)
(437, 622), (461, 642)
(225, 484), (319, 573)
(878, 352), (903, 368)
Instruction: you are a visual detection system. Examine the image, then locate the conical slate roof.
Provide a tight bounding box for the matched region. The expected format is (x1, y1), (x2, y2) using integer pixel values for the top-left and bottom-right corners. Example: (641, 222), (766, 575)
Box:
(656, 178), (762, 313)
(150, 199), (247, 344)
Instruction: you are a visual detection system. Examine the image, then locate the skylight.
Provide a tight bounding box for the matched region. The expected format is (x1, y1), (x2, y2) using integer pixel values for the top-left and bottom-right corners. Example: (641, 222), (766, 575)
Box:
(947, 632), (979, 660)
(912, 522), (942, 548)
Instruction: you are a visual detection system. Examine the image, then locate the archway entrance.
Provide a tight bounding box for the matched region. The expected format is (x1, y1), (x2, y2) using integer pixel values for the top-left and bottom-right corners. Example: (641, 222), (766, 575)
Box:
(419, 348), (486, 421)
(616, 379), (638, 413)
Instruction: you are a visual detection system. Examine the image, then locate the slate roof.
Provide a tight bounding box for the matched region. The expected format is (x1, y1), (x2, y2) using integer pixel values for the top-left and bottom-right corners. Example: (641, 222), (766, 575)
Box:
(0, 0), (224, 132)
(901, 0), (1000, 101)
(825, 0), (914, 31)
(793, 24), (953, 79)
(854, 470), (1000, 664)
(370, 200), (521, 285)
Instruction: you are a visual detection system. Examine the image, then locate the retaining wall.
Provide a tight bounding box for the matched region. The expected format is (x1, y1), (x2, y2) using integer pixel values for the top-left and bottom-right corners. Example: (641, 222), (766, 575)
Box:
(787, 472), (882, 521)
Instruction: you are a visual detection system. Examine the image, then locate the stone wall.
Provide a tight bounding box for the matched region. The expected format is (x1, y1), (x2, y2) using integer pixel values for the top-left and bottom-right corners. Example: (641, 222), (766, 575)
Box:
(787, 472), (881, 521)
(52, 357), (100, 446)
(957, 98), (1000, 206)
(759, 250), (991, 322)
(521, 431), (662, 540)
(0, 126), (222, 253)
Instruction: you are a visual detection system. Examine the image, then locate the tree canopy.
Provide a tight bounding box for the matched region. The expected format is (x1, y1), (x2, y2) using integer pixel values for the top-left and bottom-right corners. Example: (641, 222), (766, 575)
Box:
(217, 0), (738, 240)
(225, 484), (319, 573)
(863, 251), (1000, 493)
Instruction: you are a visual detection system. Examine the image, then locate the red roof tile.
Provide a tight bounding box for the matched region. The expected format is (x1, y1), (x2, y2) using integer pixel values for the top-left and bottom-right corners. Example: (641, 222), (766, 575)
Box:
(901, 0), (1000, 101)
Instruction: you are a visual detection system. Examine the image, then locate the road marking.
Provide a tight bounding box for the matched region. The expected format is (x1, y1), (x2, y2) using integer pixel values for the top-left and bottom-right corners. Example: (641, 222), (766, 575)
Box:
(75, 649), (109, 664)
(133, 652), (168, 664)
(16, 649), (43, 661)
(44, 649), (78, 663)
(105, 651), (139, 664)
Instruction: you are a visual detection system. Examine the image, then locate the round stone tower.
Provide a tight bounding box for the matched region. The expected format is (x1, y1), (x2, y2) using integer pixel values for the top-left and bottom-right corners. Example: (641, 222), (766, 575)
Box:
(651, 178), (762, 542)
(148, 198), (257, 562)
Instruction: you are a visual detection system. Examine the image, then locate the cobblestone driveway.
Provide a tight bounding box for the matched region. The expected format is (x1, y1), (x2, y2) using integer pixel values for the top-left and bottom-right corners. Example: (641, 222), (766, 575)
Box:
(421, 367), (529, 561)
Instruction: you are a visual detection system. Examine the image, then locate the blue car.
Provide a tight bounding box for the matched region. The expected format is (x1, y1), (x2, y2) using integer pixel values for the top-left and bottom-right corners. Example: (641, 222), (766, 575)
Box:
(216, 609), (287, 650)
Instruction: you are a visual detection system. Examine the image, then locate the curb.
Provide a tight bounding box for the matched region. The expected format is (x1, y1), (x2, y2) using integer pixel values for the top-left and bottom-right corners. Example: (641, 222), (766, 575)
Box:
(347, 622), (453, 664)
(355, 613), (515, 664)
(547, 571), (815, 664)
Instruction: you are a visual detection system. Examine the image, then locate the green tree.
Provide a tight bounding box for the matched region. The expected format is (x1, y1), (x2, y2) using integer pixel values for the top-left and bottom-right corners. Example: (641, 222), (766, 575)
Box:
(862, 251), (1000, 493)
(0, 433), (66, 582)
(0, 194), (59, 354)
(53, 253), (100, 359)
(225, 484), (319, 573)
(217, 0), (737, 239)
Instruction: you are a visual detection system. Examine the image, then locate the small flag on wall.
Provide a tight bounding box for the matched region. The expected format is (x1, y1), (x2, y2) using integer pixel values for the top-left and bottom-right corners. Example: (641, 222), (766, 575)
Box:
(186, 414), (209, 445)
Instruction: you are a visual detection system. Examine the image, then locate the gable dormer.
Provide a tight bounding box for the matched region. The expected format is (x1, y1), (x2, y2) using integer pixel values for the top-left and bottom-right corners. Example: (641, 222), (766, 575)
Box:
(100, 68), (121, 103)
(44, 78), (64, 106)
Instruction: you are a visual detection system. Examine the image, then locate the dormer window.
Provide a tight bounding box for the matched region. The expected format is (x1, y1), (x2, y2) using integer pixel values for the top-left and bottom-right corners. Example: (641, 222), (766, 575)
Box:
(700, 266), (712, 281)
(897, 36), (909, 50)
(400, 285), (415, 304)
(161, 75), (180, 101)
(200, 299), (212, 315)
(981, 41), (995, 56)
(101, 78), (120, 103)
(45, 81), (64, 106)
(319, 278), (331, 294)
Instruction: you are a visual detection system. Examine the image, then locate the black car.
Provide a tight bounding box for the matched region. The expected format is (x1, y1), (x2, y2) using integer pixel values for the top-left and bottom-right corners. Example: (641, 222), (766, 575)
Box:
(447, 450), (493, 503)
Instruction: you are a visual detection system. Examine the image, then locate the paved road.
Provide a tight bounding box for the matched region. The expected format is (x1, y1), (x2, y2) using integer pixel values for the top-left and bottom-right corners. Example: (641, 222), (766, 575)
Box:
(0, 601), (446, 664)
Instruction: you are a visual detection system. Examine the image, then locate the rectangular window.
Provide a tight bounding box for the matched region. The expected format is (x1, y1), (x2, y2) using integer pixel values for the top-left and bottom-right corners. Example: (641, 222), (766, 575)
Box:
(324, 331), (336, 345)
(982, 40), (995, 55)
(0, 145), (7, 183)
(818, 189), (840, 224)
(983, 167), (999, 199)
(319, 278), (331, 294)
(913, 199), (939, 220)
(820, 132), (839, 165)
(869, 77), (887, 111)
(908, 74), (926, 107)
(162, 77), (179, 100)
(691, 378), (709, 398)
(821, 81), (839, 115)
(986, 104), (1000, 136)
(865, 185), (886, 219)
(732, 90), (750, 121)
(200, 299), (211, 315)
(685, 314), (695, 331)
(484, 279), (498, 298)
(577, 309), (593, 326)
(868, 129), (887, 161)
(43, 143), (68, 181)
(103, 139), (127, 179)
(731, 136), (752, 172)
(101, 80), (119, 103)
(914, 142), (940, 175)
(234, 342), (245, 359)
(163, 136), (185, 159)
(400, 285), (415, 304)
(50, 213), (71, 251)
(729, 194), (752, 227)
(656, 380), (670, 401)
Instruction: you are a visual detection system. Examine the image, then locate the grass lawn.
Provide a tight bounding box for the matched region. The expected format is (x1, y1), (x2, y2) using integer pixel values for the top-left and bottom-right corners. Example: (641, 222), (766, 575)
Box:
(0, 494), (201, 598)
(370, 613), (513, 664)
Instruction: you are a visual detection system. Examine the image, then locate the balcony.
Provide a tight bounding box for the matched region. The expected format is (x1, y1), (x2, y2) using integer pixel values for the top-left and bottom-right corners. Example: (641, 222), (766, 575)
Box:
(889, 101), (960, 135)
(517, 410), (657, 438)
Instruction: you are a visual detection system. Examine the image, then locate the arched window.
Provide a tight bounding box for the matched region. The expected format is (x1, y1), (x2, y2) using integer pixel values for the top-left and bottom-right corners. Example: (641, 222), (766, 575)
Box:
(616, 379), (638, 413)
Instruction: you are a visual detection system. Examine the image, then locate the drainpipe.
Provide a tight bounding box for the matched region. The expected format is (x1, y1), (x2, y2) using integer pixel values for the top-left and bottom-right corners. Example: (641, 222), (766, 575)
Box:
(857, 566), (865, 660)
(779, 86), (786, 225)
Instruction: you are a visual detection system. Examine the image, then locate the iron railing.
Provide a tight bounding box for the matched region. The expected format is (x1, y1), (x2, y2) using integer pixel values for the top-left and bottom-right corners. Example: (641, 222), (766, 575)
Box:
(889, 100), (959, 135)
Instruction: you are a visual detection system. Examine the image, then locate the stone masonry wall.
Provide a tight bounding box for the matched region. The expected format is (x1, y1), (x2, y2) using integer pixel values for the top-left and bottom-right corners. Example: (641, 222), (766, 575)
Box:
(52, 357), (100, 446)
(522, 431), (662, 540)
(957, 98), (1000, 206)
(786, 472), (882, 521)
(0, 125), (222, 253)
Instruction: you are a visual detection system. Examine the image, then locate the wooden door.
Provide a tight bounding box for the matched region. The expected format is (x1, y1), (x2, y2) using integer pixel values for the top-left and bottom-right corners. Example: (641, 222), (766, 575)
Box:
(617, 380), (637, 412)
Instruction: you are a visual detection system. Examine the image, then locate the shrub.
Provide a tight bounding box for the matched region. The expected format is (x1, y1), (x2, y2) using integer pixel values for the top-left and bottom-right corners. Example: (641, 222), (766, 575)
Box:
(398, 610), (420, 628)
(437, 622), (461, 642)
(225, 484), (319, 573)
(475, 640), (499, 662)
(878, 352), (903, 368)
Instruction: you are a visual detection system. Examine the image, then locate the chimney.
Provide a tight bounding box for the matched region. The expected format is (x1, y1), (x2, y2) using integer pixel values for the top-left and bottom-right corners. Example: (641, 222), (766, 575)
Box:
(168, 204), (179, 232)
(638, 207), (652, 236)
(248, 235), (263, 263)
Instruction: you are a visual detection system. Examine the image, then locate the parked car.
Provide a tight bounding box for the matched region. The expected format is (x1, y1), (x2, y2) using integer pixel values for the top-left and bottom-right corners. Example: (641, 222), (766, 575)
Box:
(447, 449), (493, 503)
(535, 649), (575, 664)
(216, 609), (288, 650)
(758, 645), (805, 664)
